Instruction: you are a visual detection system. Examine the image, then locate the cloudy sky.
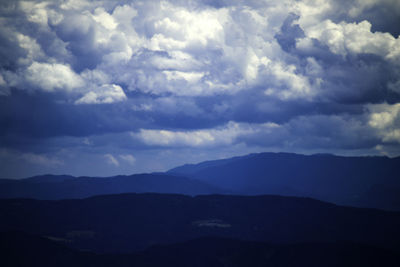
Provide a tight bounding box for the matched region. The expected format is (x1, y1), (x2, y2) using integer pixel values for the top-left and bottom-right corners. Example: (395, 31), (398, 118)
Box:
(0, 0), (400, 178)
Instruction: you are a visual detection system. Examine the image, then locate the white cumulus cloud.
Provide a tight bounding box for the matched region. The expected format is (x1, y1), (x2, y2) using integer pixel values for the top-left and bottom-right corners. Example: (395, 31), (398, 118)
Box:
(104, 154), (120, 167)
(119, 154), (136, 165)
(132, 121), (280, 147)
(24, 62), (84, 92)
(75, 84), (127, 104)
(368, 103), (400, 143)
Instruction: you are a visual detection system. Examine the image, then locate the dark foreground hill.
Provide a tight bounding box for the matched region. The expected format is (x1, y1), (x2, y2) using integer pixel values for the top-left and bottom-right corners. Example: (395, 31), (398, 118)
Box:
(0, 173), (223, 199)
(1, 231), (399, 267)
(168, 152), (400, 210)
(1, 193), (400, 253)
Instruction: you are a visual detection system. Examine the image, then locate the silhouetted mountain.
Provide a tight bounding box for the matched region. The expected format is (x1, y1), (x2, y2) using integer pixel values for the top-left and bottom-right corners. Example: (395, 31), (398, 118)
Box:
(168, 152), (400, 210)
(135, 237), (400, 267)
(1, 193), (400, 253)
(0, 173), (223, 199)
(1, 231), (399, 267)
(3, 152), (400, 211)
(0, 231), (99, 267)
(356, 184), (400, 211)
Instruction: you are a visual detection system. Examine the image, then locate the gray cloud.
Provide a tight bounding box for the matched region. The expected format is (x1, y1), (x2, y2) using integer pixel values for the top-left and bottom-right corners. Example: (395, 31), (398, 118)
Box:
(1, 0), (400, 177)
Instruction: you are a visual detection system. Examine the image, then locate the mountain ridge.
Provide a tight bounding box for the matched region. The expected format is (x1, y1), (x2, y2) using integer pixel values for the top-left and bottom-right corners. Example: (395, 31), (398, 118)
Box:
(168, 152), (400, 210)
(2, 231), (399, 267)
(1, 193), (400, 253)
(1, 152), (400, 210)
(0, 173), (224, 200)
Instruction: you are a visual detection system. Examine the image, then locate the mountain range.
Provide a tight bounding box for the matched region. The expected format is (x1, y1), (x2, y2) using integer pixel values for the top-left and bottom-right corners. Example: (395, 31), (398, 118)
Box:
(1, 152), (400, 266)
(2, 231), (399, 267)
(1, 193), (400, 253)
(169, 152), (400, 210)
(1, 152), (399, 210)
(0, 173), (223, 200)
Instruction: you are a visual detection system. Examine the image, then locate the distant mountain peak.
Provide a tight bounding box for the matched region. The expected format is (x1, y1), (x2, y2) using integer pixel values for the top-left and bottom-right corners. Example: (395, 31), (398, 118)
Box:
(168, 152), (400, 211)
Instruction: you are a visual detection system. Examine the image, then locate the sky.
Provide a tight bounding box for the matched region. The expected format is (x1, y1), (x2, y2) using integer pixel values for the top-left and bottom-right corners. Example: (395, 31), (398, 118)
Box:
(0, 0), (400, 178)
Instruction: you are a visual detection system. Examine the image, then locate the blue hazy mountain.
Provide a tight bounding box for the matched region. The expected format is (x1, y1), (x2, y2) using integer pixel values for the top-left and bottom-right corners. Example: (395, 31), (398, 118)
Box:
(168, 152), (400, 210)
(1, 193), (400, 254)
(2, 152), (400, 211)
(0, 173), (223, 199)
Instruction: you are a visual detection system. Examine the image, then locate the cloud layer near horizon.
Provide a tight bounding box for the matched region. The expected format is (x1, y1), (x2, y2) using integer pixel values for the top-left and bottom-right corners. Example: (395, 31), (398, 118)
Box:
(1, 0), (400, 178)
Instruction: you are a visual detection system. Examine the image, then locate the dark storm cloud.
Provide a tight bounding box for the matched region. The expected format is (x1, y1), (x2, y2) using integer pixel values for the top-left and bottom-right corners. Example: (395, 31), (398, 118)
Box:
(0, 0), (400, 177)
(241, 114), (379, 150)
(296, 50), (400, 104)
(275, 13), (305, 52)
(311, 0), (400, 37)
(0, 91), (134, 138)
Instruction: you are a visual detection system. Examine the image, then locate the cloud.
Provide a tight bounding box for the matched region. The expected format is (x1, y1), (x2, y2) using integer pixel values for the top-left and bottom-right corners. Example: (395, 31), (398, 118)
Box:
(75, 84), (127, 104)
(132, 121), (279, 147)
(105, 153), (136, 167)
(261, 59), (318, 100)
(1, 0), (398, 104)
(301, 19), (400, 61)
(368, 103), (400, 143)
(119, 154), (136, 165)
(82, 138), (92, 145)
(20, 152), (63, 166)
(1, 0), (400, 177)
(104, 154), (119, 167)
(24, 62), (84, 92)
(0, 74), (9, 96)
